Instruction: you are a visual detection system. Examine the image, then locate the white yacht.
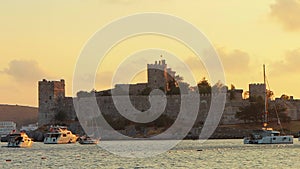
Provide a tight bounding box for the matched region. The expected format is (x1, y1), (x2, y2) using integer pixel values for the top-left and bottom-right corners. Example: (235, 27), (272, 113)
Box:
(7, 131), (33, 148)
(244, 65), (293, 144)
(44, 126), (78, 144)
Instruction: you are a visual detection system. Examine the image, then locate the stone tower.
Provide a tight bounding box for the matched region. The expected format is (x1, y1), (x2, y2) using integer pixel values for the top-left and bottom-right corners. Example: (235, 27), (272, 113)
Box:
(147, 60), (168, 91)
(38, 79), (65, 126)
(249, 83), (266, 99)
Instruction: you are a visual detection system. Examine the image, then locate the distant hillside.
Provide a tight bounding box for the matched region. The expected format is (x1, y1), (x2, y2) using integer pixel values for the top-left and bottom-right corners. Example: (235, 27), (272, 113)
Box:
(0, 104), (38, 128)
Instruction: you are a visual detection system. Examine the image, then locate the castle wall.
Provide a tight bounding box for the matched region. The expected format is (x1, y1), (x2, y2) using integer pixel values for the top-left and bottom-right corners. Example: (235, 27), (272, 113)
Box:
(38, 78), (266, 129)
(295, 100), (300, 120)
(272, 98), (300, 121)
(63, 97), (77, 121)
(75, 93), (243, 126)
(113, 83), (148, 95)
(38, 80), (247, 127)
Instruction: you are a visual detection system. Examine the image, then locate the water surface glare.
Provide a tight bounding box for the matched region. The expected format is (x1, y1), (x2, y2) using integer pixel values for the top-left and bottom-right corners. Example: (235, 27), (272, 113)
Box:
(1, 139), (300, 168)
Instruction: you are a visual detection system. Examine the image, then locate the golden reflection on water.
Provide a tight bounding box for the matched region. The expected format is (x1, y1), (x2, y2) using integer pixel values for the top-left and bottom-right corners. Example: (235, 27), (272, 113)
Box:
(1, 139), (300, 168)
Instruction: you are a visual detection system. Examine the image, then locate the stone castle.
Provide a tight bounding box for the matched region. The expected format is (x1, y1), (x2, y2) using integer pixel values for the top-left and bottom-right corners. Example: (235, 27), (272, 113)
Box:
(38, 60), (300, 128)
(38, 79), (75, 125)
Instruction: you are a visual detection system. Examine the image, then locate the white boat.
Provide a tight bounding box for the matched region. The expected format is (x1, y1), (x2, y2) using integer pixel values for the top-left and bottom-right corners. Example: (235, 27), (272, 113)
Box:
(44, 126), (78, 144)
(0, 121), (17, 142)
(244, 129), (293, 144)
(244, 65), (293, 144)
(78, 135), (100, 144)
(21, 123), (38, 132)
(6, 131), (33, 148)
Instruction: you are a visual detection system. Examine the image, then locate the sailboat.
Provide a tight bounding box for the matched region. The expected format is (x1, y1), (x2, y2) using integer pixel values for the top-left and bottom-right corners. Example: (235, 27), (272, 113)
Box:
(243, 65), (293, 144)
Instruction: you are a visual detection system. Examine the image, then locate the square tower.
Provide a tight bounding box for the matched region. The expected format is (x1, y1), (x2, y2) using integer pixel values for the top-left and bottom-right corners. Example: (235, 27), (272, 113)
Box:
(147, 60), (168, 91)
(38, 79), (65, 126)
(249, 83), (266, 100)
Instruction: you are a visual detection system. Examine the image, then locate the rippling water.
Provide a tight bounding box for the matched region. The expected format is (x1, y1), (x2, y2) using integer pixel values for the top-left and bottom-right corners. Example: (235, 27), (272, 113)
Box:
(1, 139), (300, 169)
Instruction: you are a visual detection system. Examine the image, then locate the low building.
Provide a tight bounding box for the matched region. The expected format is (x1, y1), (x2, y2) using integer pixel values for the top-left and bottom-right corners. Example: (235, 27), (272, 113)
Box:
(0, 121), (16, 136)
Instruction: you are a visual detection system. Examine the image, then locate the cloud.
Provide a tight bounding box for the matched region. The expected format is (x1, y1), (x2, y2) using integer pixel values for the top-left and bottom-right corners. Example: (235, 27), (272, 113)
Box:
(217, 48), (250, 73)
(270, 0), (300, 31)
(1, 59), (47, 83)
(270, 48), (300, 75)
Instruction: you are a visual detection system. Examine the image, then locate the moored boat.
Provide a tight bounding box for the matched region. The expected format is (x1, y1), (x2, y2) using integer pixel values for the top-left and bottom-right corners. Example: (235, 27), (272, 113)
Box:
(244, 128), (293, 144)
(244, 65), (293, 144)
(0, 121), (17, 142)
(6, 131), (33, 148)
(78, 135), (100, 144)
(44, 126), (78, 144)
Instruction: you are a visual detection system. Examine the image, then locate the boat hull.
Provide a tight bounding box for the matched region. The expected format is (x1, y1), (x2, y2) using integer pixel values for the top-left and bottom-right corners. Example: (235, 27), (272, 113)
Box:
(244, 135), (293, 144)
(44, 137), (77, 144)
(1, 135), (8, 142)
(78, 140), (99, 145)
(6, 133), (33, 148)
(7, 141), (33, 148)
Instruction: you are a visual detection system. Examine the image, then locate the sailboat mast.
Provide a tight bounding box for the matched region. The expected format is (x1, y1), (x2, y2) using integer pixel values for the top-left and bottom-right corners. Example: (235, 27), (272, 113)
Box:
(263, 64), (268, 128)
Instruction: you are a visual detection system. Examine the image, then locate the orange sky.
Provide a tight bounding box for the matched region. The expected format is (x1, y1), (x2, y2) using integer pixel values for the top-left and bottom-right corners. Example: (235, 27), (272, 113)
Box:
(1, 0), (300, 107)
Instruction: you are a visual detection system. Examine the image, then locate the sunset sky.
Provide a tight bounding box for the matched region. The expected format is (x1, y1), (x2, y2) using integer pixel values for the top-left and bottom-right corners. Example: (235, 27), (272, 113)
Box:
(1, 0), (300, 107)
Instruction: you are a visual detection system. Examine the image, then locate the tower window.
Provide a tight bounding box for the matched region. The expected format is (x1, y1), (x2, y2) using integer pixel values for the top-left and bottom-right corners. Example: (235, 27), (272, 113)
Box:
(49, 96), (52, 100)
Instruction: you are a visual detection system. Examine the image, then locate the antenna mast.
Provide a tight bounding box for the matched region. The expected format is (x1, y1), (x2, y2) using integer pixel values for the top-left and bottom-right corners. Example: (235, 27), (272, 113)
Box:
(263, 64), (268, 128)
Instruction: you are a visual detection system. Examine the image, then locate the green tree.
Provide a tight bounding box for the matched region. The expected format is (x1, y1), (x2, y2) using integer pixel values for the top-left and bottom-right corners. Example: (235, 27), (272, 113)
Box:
(167, 78), (178, 95)
(235, 96), (264, 123)
(280, 94), (290, 101)
(236, 96), (291, 124)
(229, 84), (236, 100)
(139, 87), (152, 95)
(197, 77), (211, 94)
(52, 97), (68, 122)
(167, 86), (180, 95)
(212, 80), (226, 93)
(268, 102), (291, 123)
(54, 110), (67, 122)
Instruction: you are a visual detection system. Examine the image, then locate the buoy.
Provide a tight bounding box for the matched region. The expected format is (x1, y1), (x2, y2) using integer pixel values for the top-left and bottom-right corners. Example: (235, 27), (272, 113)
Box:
(41, 157), (46, 160)
(197, 149), (203, 151)
(6, 159), (11, 162)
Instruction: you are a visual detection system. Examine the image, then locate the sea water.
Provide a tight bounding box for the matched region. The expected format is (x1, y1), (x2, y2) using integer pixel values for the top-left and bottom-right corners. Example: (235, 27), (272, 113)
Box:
(1, 139), (300, 169)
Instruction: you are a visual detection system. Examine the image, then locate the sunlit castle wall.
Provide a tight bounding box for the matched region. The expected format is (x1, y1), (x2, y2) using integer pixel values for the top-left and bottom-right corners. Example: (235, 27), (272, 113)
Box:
(273, 97), (300, 121)
(222, 89), (247, 124)
(38, 80), (248, 127)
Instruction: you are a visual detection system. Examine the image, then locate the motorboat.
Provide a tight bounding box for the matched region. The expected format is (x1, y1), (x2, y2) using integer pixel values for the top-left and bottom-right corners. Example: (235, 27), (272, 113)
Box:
(78, 135), (100, 144)
(6, 131), (33, 148)
(44, 126), (78, 144)
(0, 121), (17, 142)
